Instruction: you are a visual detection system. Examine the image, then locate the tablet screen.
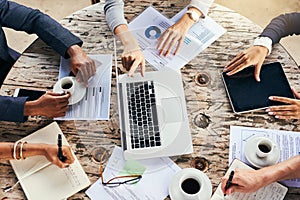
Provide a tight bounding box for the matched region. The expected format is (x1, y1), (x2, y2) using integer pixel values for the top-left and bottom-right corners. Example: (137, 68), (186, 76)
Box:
(222, 62), (294, 113)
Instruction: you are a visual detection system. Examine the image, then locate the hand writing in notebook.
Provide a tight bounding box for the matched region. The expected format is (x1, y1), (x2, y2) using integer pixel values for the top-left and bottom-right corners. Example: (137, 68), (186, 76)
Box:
(43, 143), (75, 168)
(221, 155), (300, 195)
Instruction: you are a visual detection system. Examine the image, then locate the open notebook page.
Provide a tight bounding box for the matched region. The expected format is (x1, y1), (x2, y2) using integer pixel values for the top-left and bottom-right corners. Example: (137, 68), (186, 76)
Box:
(9, 122), (90, 200)
(211, 159), (287, 200)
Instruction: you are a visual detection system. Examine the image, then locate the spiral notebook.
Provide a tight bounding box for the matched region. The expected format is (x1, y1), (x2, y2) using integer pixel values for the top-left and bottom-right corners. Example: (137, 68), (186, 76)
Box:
(210, 159), (287, 200)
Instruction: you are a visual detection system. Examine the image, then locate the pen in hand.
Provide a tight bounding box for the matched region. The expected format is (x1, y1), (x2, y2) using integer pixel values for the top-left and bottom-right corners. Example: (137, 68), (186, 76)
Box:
(57, 134), (67, 162)
(224, 170), (234, 196)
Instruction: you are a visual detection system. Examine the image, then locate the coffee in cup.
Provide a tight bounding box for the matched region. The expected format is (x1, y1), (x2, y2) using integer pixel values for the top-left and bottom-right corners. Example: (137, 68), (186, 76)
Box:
(59, 76), (75, 95)
(256, 138), (275, 158)
(169, 168), (212, 200)
(181, 178), (201, 195)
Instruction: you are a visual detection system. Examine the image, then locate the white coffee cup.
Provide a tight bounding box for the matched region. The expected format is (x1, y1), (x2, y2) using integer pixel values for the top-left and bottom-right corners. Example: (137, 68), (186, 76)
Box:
(59, 76), (75, 95)
(169, 168), (212, 200)
(256, 137), (276, 158)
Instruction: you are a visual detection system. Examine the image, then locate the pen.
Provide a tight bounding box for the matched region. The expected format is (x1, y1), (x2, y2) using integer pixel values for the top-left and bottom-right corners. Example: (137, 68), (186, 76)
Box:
(57, 134), (67, 162)
(224, 170), (234, 196)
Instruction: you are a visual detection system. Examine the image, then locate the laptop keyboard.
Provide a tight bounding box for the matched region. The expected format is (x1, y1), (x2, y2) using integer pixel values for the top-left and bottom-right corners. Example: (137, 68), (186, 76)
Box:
(126, 81), (161, 149)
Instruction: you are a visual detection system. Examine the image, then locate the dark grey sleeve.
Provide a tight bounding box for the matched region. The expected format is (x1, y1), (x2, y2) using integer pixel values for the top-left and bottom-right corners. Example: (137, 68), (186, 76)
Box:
(259, 12), (300, 45)
(0, 0), (83, 58)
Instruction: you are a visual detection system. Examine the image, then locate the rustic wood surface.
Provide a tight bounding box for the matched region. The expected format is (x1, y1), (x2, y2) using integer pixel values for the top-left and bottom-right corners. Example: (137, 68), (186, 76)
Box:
(0, 1), (299, 199)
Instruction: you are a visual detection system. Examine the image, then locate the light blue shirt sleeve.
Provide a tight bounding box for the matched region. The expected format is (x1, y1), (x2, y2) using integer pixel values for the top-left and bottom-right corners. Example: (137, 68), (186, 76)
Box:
(104, 0), (127, 32)
(189, 0), (214, 17)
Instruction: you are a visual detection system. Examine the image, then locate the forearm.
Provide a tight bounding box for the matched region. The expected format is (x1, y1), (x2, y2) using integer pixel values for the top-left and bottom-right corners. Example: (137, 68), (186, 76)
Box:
(24, 100), (38, 116)
(114, 24), (139, 49)
(67, 45), (82, 57)
(259, 155), (300, 184)
(0, 142), (46, 160)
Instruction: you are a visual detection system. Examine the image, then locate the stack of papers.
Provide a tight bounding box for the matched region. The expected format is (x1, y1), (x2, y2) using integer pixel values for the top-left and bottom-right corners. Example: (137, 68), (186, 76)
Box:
(229, 125), (300, 187)
(56, 54), (112, 120)
(128, 6), (226, 70)
(86, 146), (181, 200)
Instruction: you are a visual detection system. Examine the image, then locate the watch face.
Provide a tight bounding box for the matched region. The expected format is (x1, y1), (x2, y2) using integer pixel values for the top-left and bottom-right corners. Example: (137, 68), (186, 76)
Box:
(187, 11), (200, 22)
(191, 12), (198, 21)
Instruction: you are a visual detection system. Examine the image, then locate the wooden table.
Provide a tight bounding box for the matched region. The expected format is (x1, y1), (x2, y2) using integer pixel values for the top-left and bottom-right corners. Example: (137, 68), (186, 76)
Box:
(1, 1), (300, 199)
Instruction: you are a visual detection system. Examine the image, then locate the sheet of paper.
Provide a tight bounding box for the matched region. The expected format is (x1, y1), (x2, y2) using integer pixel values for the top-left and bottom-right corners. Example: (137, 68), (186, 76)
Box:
(128, 6), (226, 70)
(211, 159), (288, 200)
(56, 54), (112, 120)
(229, 125), (300, 187)
(86, 146), (181, 200)
(10, 122), (90, 200)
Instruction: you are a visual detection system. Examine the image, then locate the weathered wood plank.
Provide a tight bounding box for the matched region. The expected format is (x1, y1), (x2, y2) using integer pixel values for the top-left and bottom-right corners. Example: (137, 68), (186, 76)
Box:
(1, 1), (299, 199)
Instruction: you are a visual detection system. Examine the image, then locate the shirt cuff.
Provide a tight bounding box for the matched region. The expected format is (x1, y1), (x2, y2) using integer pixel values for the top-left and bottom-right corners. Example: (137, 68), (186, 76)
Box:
(253, 36), (273, 56)
(188, 0), (214, 18)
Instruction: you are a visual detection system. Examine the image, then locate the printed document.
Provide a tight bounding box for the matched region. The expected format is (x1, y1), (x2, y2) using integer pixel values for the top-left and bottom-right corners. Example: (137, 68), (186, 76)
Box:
(9, 122), (90, 200)
(86, 146), (181, 200)
(56, 54), (112, 120)
(229, 125), (300, 187)
(211, 159), (288, 200)
(128, 6), (226, 70)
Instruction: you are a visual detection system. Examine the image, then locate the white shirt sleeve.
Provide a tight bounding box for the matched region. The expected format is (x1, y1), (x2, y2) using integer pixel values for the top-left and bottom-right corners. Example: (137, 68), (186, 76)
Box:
(253, 36), (273, 55)
(188, 0), (214, 17)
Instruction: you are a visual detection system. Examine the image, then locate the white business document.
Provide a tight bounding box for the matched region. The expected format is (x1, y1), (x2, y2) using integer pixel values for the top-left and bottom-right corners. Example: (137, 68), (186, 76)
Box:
(86, 146), (181, 200)
(229, 125), (300, 187)
(56, 54), (112, 120)
(128, 6), (226, 70)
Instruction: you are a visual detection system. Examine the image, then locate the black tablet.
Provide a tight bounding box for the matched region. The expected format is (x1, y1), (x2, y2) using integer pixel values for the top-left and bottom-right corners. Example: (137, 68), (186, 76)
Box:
(13, 88), (46, 101)
(222, 62), (295, 113)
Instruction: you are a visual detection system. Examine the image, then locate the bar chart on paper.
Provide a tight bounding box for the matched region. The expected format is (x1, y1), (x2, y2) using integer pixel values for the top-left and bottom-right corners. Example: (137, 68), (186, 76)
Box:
(55, 54), (112, 120)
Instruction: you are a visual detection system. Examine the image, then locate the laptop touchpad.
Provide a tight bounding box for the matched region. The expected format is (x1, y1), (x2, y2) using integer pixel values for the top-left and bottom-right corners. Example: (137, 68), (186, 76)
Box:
(161, 97), (183, 123)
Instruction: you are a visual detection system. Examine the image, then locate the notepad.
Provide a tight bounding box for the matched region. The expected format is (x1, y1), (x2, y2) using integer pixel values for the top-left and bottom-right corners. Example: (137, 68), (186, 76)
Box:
(210, 159), (288, 200)
(222, 62), (294, 113)
(9, 122), (90, 200)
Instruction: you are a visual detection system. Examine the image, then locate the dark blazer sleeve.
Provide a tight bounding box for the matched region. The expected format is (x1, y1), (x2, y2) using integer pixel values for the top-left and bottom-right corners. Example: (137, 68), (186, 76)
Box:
(259, 12), (300, 45)
(0, 96), (28, 122)
(0, 0), (83, 58)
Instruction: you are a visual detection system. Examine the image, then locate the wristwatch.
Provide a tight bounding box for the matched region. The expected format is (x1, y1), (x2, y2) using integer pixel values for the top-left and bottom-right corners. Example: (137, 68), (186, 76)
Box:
(186, 10), (201, 22)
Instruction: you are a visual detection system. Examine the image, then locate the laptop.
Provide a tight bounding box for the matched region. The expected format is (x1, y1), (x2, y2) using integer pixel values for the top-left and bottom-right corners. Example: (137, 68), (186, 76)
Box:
(222, 62), (295, 113)
(114, 46), (193, 161)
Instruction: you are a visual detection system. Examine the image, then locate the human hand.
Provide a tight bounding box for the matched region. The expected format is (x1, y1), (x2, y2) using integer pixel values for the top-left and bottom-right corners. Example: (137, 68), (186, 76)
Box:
(24, 91), (70, 118)
(67, 45), (96, 87)
(43, 144), (75, 168)
(157, 14), (193, 57)
(221, 168), (266, 195)
(115, 25), (145, 77)
(224, 46), (269, 82)
(267, 88), (300, 120)
(122, 46), (145, 77)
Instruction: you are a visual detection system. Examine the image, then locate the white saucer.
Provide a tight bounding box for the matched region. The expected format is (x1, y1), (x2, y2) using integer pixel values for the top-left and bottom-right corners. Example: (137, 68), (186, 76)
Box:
(53, 77), (86, 105)
(169, 168), (212, 200)
(244, 136), (280, 168)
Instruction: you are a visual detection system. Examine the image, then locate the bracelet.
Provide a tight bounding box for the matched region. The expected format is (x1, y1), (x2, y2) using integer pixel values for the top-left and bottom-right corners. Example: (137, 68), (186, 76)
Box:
(19, 141), (27, 160)
(13, 141), (22, 160)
